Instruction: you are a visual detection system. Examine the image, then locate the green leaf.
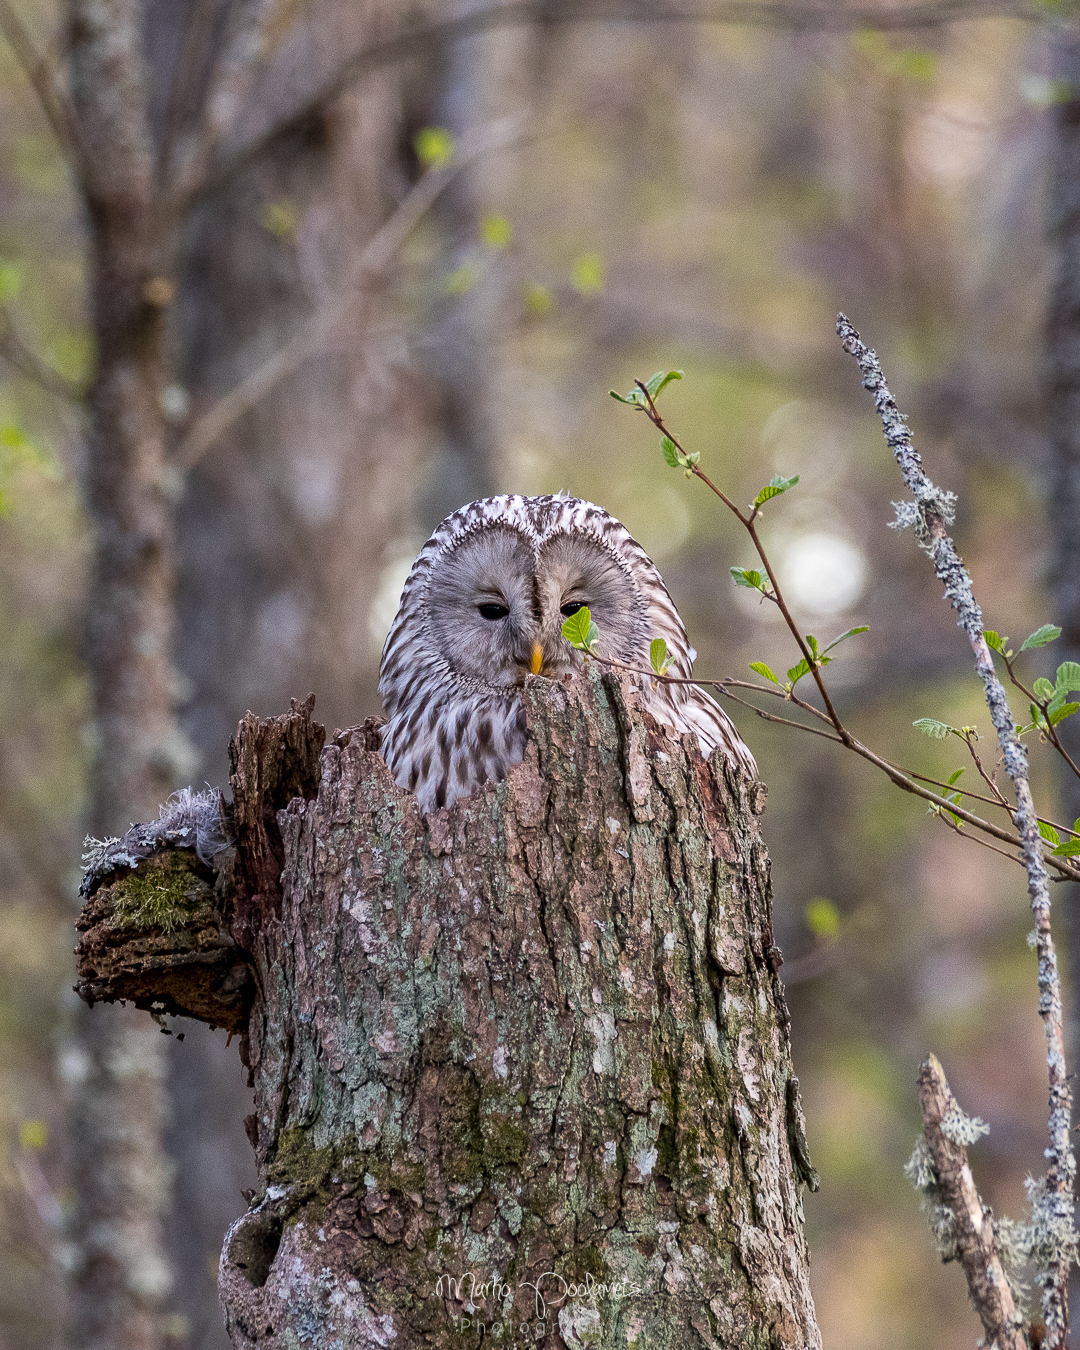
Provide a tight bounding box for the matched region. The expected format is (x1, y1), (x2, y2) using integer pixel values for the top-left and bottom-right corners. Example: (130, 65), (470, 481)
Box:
(444, 261), (481, 296)
(19, 1119), (46, 1151)
(258, 198), (298, 239)
(1020, 623), (1062, 652)
(894, 48), (936, 81)
(481, 213), (512, 248)
(1033, 677), (1055, 702)
(822, 625), (870, 654)
(1052, 837), (1080, 857)
(571, 252), (605, 295)
(661, 435), (680, 468)
(805, 634), (820, 660)
(730, 567), (763, 590)
(805, 897), (841, 939)
(1050, 702), (1080, 728)
(752, 473), (800, 509)
(644, 369), (683, 400)
(0, 262), (23, 302)
(750, 661), (780, 685)
(947, 768), (965, 786)
(414, 125), (455, 168)
(1040, 820), (1061, 846)
(1055, 661), (1080, 693)
(913, 718), (953, 739)
(984, 630), (1005, 653)
(610, 385), (646, 407)
(522, 282), (554, 316)
(650, 637), (670, 675)
(0, 424), (54, 476)
(562, 605), (598, 652)
(787, 658), (811, 686)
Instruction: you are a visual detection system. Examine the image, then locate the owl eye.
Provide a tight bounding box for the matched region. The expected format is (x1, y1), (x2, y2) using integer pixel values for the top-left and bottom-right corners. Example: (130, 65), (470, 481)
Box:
(477, 603), (510, 621)
(560, 600), (585, 617)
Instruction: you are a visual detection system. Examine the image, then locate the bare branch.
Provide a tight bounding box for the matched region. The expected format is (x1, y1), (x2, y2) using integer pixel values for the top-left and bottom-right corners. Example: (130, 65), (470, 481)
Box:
(171, 113), (526, 474)
(840, 312), (1078, 1346)
(196, 0), (1035, 205)
(914, 1054), (1028, 1350)
(161, 0), (292, 210)
(0, 306), (85, 403)
(0, 0), (83, 170)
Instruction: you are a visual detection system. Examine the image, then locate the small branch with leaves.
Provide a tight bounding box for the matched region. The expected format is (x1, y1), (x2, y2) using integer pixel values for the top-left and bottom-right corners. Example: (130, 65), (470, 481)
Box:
(603, 367), (1080, 880)
(588, 321), (1080, 1345)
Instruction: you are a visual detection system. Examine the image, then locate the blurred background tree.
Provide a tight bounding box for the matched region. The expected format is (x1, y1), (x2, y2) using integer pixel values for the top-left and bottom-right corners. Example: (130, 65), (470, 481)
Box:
(0, 1), (1076, 1348)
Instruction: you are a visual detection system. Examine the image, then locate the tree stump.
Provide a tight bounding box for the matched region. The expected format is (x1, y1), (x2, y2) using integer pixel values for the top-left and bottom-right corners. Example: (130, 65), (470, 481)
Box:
(76, 671), (821, 1349)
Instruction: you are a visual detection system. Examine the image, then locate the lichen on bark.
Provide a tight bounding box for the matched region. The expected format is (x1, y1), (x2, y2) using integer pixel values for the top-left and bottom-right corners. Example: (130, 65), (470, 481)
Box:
(216, 668), (820, 1349)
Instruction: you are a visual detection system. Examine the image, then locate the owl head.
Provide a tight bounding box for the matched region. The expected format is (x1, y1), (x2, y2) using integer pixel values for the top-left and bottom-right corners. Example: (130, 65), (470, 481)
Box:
(378, 494), (753, 813)
(381, 494), (689, 704)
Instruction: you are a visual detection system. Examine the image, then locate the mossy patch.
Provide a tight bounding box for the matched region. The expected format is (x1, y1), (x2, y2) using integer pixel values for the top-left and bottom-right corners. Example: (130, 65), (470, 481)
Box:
(108, 852), (212, 933)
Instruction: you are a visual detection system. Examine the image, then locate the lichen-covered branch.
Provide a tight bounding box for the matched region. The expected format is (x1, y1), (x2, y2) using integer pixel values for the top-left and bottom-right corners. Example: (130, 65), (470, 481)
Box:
(909, 1055), (1026, 1350)
(838, 313), (1078, 1346)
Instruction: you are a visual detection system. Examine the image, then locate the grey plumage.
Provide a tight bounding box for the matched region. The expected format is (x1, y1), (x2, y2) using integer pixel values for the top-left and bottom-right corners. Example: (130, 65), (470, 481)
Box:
(379, 494), (756, 812)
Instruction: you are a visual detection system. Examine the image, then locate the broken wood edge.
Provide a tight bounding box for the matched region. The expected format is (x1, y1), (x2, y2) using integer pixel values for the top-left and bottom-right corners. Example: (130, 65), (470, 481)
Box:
(914, 1052), (1028, 1350)
(75, 843), (251, 1035)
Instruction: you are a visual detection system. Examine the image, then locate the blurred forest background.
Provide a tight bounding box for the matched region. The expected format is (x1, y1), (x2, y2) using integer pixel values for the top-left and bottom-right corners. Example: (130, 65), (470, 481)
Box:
(1, 1), (1079, 1347)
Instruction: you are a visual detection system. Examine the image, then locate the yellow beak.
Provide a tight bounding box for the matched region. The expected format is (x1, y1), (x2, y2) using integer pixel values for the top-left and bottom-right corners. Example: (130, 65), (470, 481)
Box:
(531, 642), (544, 676)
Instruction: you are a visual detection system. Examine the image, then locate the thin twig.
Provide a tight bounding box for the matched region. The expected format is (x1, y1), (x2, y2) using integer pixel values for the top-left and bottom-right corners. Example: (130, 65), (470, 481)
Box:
(0, 0), (83, 172)
(194, 0), (1036, 206)
(839, 312), (1077, 1347)
(634, 379), (852, 734)
(712, 684), (846, 743)
(934, 804), (1027, 871)
(587, 650), (1080, 880)
(1002, 658), (1080, 780)
(171, 113), (526, 474)
(963, 729), (1012, 808)
(0, 307), (85, 403)
(161, 0), (289, 213)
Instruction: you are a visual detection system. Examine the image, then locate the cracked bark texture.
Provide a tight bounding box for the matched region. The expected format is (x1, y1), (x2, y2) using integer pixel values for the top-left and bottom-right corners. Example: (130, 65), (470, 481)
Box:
(217, 669), (820, 1349)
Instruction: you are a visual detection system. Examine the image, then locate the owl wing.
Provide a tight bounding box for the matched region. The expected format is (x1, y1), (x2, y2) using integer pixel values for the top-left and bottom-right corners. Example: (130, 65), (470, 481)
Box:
(636, 584), (757, 778)
(645, 679), (758, 779)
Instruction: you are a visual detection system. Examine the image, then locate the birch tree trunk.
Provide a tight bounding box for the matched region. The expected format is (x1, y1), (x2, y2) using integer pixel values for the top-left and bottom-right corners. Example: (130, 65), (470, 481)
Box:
(67, 2), (181, 1344)
(77, 670), (821, 1350)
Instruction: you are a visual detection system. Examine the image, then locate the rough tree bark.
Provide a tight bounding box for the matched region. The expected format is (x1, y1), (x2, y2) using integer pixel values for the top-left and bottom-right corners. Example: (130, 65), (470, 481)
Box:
(76, 671), (821, 1349)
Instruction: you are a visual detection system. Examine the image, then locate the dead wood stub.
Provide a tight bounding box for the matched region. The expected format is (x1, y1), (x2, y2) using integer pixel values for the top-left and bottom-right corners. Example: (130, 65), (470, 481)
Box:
(227, 691), (326, 952)
(75, 847), (249, 1034)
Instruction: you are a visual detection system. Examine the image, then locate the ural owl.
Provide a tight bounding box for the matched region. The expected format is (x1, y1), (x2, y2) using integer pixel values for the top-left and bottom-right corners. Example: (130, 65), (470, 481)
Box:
(379, 494), (756, 812)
